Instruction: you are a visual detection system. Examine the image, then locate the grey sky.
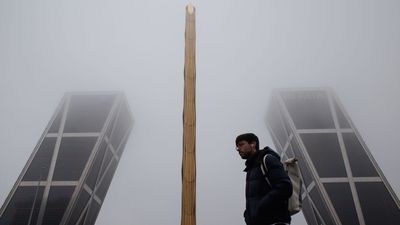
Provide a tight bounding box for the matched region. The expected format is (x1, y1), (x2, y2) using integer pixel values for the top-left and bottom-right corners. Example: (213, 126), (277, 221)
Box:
(1, 1), (399, 225)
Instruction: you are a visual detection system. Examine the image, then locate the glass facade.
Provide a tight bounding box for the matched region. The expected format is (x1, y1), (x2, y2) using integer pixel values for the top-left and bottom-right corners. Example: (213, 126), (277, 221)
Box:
(0, 92), (133, 225)
(266, 88), (400, 225)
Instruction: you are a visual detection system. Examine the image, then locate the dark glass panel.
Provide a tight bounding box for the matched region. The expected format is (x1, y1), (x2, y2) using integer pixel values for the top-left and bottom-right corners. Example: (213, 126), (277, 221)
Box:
(49, 103), (65, 133)
(300, 133), (347, 177)
(309, 188), (336, 225)
(42, 186), (75, 225)
(99, 148), (113, 178)
(64, 94), (115, 133)
(270, 138), (282, 157)
(105, 110), (118, 138)
(334, 101), (351, 128)
(282, 116), (294, 137)
(67, 190), (90, 225)
(110, 102), (132, 149)
(86, 140), (107, 189)
(0, 186), (44, 225)
(356, 182), (400, 225)
(53, 137), (97, 181)
(301, 197), (319, 225)
(78, 210), (87, 225)
(96, 159), (118, 200)
(266, 99), (289, 149)
(23, 138), (57, 181)
(284, 143), (294, 159)
(290, 139), (313, 186)
(280, 117), (295, 157)
(313, 206), (324, 225)
(85, 201), (101, 225)
(116, 133), (129, 157)
(324, 183), (359, 225)
(281, 90), (335, 129)
(342, 133), (378, 177)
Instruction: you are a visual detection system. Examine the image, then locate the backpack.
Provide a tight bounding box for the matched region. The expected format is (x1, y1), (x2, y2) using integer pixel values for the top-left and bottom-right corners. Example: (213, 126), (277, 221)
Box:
(260, 154), (302, 216)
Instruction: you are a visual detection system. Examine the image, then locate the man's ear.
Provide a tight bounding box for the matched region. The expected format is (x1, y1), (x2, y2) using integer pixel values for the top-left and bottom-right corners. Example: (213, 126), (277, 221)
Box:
(250, 142), (256, 149)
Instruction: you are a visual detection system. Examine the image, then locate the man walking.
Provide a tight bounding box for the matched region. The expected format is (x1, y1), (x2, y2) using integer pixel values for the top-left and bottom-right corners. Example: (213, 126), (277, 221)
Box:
(236, 133), (292, 225)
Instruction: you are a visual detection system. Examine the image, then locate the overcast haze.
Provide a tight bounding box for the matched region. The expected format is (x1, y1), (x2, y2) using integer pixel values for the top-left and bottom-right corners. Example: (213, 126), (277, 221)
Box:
(1, 1), (400, 225)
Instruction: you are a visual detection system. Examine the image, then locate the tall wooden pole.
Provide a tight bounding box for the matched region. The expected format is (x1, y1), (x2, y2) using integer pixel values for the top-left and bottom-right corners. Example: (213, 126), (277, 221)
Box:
(181, 4), (196, 225)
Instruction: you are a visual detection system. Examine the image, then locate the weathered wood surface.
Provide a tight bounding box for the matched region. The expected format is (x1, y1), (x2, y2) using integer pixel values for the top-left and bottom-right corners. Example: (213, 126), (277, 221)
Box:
(181, 4), (196, 225)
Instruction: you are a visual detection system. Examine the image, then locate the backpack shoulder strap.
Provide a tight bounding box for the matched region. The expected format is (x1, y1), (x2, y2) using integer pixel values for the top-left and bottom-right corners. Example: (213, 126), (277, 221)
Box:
(260, 154), (272, 187)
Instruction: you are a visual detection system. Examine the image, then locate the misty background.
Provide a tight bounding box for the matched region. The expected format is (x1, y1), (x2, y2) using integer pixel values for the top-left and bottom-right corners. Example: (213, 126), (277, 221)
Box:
(1, 1), (399, 225)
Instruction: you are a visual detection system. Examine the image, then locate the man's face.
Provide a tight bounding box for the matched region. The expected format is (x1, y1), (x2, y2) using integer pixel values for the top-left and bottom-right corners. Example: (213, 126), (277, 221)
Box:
(236, 140), (256, 159)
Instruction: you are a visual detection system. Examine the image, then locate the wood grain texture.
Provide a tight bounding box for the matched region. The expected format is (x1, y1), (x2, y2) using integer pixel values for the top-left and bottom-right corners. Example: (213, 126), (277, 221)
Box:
(181, 4), (196, 225)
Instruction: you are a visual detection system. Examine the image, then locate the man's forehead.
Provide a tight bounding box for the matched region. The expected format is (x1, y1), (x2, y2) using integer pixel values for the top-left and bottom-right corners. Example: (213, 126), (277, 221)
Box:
(237, 140), (249, 145)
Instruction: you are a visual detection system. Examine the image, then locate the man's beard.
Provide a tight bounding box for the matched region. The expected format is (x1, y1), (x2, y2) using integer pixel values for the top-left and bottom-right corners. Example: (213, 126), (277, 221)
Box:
(240, 154), (249, 159)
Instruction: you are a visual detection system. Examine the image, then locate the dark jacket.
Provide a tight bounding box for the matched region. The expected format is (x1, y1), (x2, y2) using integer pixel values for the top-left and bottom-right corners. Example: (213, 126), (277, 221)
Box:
(244, 147), (292, 225)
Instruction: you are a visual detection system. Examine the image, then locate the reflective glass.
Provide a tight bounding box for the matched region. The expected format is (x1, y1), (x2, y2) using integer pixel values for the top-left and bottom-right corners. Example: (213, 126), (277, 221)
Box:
(99, 148), (113, 179)
(281, 91), (335, 129)
(42, 186), (75, 225)
(301, 133), (347, 177)
(284, 142), (294, 159)
(342, 133), (378, 177)
(282, 116), (293, 137)
(86, 140), (108, 189)
(334, 101), (350, 128)
(85, 201), (101, 225)
(76, 210), (87, 225)
(110, 102), (132, 149)
(309, 188), (335, 225)
(64, 95), (115, 133)
(267, 99), (289, 148)
(53, 137), (97, 181)
(49, 103), (65, 133)
(105, 111), (118, 138)
(23, 138), (57, 181)
(0, 186), (44, 225)
(96, 159), (118, 200)
(301, 197), (319, 225)
(116, 134), (129, 157)
(356, 182), (400, 225)
(270, 138), (283, 157)
(313, 206), (324, 225)
(324, 183), (359, 225)
(67, 190), (90, 225)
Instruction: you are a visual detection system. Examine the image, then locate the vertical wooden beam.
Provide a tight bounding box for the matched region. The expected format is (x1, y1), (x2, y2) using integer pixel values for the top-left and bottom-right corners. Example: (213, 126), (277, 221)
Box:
(181, 4), (196, 225)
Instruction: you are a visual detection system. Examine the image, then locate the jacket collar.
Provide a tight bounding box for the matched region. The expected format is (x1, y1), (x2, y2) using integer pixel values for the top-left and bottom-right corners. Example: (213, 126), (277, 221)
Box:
(244, 150), (262, 172)
(243, 146), (278, 172)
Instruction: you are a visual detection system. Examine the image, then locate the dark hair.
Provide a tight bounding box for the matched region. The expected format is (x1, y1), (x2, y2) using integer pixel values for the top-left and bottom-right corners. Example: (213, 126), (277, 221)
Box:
(235, 133), (259, 150)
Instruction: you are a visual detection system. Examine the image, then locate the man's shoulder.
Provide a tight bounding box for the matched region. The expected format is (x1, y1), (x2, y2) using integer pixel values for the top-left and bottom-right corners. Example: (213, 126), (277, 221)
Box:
(260, 147), (283, 169)
(260, 147), (281, 160)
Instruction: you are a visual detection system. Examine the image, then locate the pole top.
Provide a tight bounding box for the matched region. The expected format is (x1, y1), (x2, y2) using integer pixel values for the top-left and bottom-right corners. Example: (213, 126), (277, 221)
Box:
(186, 3), (195, 14)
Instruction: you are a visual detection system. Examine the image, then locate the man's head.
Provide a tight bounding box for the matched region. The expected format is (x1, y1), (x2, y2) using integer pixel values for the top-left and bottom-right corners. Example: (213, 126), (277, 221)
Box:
(235, 133), (259, 159)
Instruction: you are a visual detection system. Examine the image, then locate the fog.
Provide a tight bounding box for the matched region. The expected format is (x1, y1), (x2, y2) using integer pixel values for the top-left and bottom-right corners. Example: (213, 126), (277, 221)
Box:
(1, 1), (399, 225)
